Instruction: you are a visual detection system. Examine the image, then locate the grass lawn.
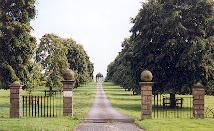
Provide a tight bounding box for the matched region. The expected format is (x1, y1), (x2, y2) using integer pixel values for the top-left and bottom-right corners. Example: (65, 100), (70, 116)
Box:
(104, 82), (214, 131)
(0, 82), (96, 131)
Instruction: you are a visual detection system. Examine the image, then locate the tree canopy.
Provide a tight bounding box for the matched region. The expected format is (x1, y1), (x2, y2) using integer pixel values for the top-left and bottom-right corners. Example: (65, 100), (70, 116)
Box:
(36, 34), (69, 90)
(0, 1), (93, 90)
(36, 34), (93, 90)
(107, 0), (214, 94)
(65, 39), (94, 86)
(106, 38), (136, 93)
(0, 0), (36, 88)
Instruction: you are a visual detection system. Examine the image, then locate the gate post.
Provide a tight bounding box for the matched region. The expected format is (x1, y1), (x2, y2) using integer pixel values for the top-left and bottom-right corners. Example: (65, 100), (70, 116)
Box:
(192, 83), (205, 119)
(10, 81), (22, 118)
(140, 70), (153, 119)
(62, 69), (75, 116)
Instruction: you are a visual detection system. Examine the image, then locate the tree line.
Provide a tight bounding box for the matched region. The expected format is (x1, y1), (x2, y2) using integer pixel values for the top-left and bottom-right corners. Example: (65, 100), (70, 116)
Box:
(106, 0), (214, 95)
(0, 0), (94, 90)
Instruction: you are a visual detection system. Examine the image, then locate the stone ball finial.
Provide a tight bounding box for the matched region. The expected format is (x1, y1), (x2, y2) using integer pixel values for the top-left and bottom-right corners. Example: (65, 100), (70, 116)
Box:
(141, 70), (153, 82)
(10, 81), (21, 86)
(63, 68), (75, 80)
(193, 82), (204, 88)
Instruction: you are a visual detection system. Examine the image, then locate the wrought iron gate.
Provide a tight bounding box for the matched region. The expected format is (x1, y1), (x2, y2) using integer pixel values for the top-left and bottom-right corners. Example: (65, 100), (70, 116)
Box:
(22, 90), (63, 117)
(152, 94), (193, 118)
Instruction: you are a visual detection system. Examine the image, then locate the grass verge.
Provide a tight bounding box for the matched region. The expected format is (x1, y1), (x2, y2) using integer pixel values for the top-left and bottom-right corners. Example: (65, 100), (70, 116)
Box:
(103, 82), (214, 131)
(0, 82), (96, 131)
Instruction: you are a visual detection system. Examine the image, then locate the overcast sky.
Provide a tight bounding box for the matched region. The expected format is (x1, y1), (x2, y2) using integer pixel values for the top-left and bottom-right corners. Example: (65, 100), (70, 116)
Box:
(31, 0), (143, 77)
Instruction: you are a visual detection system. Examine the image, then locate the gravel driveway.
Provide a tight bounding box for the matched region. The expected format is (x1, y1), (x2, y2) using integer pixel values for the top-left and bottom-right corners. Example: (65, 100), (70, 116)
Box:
(75, 83), (143, 131)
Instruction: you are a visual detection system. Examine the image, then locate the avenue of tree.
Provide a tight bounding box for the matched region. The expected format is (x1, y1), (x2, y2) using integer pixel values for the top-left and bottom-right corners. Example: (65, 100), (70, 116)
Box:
(0, 0), (94, 90)
(107, 0), (214, 95)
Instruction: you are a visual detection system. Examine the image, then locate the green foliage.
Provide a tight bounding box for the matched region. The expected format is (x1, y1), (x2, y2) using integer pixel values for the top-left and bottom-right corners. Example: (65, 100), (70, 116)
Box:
(207, 80), (214, 95)
(0, 0), (36, 88)
(65, 39), (94, 86)
(106, 38), (136, 93)
(25, 62), (43, 91)
(131, 0), (214, 94)
(36, 34), (69, 90)
(107, 0), (214, 94)
(36, 34), (94, 89)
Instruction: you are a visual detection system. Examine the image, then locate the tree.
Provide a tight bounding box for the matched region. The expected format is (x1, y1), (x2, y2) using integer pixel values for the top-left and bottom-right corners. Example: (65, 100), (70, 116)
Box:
(36, 34), (69, 90)
(130, 0), (214, 107)
(65, 39), (94, 86)
(0, 0), (36, 88)
(25, 62), (43, 92)
(108, 0), (214, 101)
(36, 34), (94, 89)
(106, 38), (136, 94)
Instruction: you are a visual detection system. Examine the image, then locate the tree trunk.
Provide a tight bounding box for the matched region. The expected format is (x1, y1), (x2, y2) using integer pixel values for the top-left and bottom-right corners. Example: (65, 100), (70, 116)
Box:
(49, 86), (53, 96)
(170, 93), (176, 109)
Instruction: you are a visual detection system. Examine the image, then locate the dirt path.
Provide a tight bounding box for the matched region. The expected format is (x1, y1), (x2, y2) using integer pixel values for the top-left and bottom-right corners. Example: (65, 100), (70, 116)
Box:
(75, 82), (143, 131)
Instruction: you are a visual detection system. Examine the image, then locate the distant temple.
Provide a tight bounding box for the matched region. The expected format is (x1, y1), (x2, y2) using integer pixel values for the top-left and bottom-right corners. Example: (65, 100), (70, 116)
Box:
(95, 72), (103, 82)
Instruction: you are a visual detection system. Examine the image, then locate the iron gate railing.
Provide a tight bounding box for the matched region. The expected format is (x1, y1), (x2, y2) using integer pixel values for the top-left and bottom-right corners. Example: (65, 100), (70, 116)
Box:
(22, 90), (63, 117)
(205, 107), (214, 118)
(0, 90), (9, 118)
(152, 94), (193, 118)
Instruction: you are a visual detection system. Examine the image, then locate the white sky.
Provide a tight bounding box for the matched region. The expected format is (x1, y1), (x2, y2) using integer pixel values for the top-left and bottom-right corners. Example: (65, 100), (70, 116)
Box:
(31, 0), (143, 77)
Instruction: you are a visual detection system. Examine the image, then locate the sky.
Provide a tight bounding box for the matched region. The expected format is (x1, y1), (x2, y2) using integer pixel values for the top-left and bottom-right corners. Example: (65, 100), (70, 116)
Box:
(31, 0), (143, 77)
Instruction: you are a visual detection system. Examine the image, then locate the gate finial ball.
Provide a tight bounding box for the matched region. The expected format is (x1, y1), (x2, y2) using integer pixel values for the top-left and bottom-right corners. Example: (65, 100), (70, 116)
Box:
(10, 81), (22, 86)
(63, 68), (75, 80)
(141, 70), (153, 82)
